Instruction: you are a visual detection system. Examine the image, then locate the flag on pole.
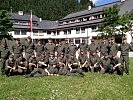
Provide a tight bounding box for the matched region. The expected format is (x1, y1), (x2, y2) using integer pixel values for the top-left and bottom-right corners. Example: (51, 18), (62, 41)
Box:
(30, 10), (32, 32)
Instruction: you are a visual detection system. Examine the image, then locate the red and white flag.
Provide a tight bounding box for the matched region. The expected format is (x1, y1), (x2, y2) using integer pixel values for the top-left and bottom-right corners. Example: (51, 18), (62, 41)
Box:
(30, 10), (32, 32)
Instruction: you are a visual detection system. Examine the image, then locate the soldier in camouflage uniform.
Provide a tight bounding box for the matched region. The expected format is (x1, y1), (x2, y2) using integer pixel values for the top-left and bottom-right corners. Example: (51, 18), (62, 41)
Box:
(47, 52), (58, 75)
(63, 40), (69, 59)
(12, 38), (24, 59)
(99, 38), (108, 58)
(68, 41), (78, 57)
(56, 40), (65, 57)
(15, 54), (27, 75)
(25, 52), (50, 78)
(88, 39), (99, 56)
(58, 52), (68, 75)
(78, 50), (89, 72)
(5, 55), (17, 77)
(0, 42), (10, 74)
(35, 39), (45, 59)
(110, 55), (123, 75)
(99, 54), (111, 74)
(24, 36), (35, 60)
(78, 40), (88, 54)
(119, 38), (133, 75)
(28, 53), (37, 73)
(109, 38), (118, 57)
(45, 38), (56, 56)
(88, 51), (100, 72)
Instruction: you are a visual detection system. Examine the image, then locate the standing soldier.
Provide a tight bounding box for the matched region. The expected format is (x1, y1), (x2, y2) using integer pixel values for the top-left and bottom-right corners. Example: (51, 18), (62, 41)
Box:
(119, 37), (133, 75)
(78, 50), (89, 72)
(109, 38), (118, 57)
(78, 40), (88, 54)
(56, 40), (65, 57)
(5, 55), (17, 77)
(63, 40), (69, 59)
(99, 38), (108, 58)
(0, 42), (10, 74)
(45, 38), (56, 56)
(68, 41), (77, 56)
(24, 36), (35, 60)
(35, 39), (45, 59)
(99, 54), (111, 74)
(110, 55), (123, 75)
(88, 51), (100, 72)
(12, 38), (24, 59)
(88, 39), (99, 56)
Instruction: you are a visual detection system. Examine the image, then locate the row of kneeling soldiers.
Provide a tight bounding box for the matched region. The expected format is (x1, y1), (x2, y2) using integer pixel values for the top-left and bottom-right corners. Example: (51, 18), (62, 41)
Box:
(0, 36), (133, 77)
(2, 50), (123, 77)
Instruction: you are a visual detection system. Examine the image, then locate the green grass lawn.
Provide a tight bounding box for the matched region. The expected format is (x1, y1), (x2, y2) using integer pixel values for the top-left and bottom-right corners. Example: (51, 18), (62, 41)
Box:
(0, 59), (133, 100)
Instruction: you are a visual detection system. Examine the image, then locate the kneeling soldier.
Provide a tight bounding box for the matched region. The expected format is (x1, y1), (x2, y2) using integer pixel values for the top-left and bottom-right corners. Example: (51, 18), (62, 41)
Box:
(25, 52), (50, 78)
(15, 55), (27, 75)
(48, 52), (59, 75)
(99, 54), (111, 74)
(28, 53), (37, 73)
(110, 55), (123, 75)
(78, 50), (89, 72)
(88, 51), (100, 72)
(5, 55), (17, 76)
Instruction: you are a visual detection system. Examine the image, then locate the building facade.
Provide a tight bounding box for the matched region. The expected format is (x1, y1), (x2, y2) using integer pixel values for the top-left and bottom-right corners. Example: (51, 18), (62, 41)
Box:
(9, 0), (133, 45)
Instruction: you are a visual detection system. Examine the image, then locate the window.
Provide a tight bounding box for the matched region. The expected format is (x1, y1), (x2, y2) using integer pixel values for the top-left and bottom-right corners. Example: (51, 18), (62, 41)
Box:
(14, 30), (20, 35)
(81, 27), (85, 33)
(68, 30), (71, 34)
(47, 31), (51, 35)
(75, 39), (80, 44)
(64, 30), (67, 35)
(76, 28), (80, 34)
(21, 30), (27, 35)
(91, 26), (97, 32)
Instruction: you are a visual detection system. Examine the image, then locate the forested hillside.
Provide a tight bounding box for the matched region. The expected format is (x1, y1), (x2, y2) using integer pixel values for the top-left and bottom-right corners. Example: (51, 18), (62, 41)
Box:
(0, 0), (93, 20)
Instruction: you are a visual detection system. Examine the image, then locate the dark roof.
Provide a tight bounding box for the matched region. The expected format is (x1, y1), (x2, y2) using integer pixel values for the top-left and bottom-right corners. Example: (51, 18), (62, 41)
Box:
(60, 1), (122, 21)
(53, 19), (103, 29)
(10, 13), (39, 22)
(12, 25), (42, 30)
(38, 20), (58, 29)
(119, 0), (133, 15)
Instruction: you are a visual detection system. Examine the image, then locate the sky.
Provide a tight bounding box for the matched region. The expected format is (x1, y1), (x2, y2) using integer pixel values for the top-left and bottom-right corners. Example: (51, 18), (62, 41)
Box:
(92, 0), (119, 6)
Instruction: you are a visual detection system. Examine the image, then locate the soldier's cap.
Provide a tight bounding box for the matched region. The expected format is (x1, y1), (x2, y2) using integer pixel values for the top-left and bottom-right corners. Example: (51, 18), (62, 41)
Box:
(90, 50), (96, 54)
(80, 49), (84, 52)
(48, 37), (52, 40)
(50, 52), (54, 55)
(15, 38), (20, 41)
(27, 36), (32, 39)
(9, 55), (14, 58)
(103, 37), (106, 40)
(70, 54), (74, 56)
(31, 53), (35, 55)
(111, 38), (115, 40)
(104, 53), (108, 56)
(91, 39), (94, 42)
(123, 37), (127, 40)
(108, 38), (111, 41)
(61, 52), (64, 55)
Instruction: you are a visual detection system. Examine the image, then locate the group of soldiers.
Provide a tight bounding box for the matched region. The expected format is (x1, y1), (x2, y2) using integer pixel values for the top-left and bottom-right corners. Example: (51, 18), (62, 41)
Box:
(0, 36), (132, 78)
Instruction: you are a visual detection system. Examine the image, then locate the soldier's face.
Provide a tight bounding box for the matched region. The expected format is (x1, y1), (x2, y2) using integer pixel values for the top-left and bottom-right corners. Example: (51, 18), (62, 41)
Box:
(104, 55), (108, 59)
(9, 57), (13, 61)
(32, 55), (35, 58)
(123, 39), (127, 43)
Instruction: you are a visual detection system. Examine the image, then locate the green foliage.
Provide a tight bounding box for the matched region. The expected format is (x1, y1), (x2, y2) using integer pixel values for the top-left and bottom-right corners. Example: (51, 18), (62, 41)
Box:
(0, 58), (133, 99)
(0, 0), (93, 20)
(0, 10), (13, 37)
(98, 5), (120, 38)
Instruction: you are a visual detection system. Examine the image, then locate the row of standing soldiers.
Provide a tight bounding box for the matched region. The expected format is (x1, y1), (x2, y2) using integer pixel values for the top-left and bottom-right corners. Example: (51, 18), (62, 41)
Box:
(0, 36), (133, 77)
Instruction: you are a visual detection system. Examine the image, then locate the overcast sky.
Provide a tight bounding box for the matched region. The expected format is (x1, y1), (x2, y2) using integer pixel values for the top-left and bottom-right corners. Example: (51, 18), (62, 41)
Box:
(92, 0), (119, 6)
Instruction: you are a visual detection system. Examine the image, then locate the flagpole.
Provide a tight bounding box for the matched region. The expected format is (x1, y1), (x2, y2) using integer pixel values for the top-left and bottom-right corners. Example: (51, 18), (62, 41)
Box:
(30, 10), (33, 37)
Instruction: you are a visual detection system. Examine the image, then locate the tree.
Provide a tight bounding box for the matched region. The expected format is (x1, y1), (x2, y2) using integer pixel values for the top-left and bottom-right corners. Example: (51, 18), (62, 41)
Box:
(0, 10), (13, 39)
(97, 5), (120, 38)
(118, 12), (133, 41)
